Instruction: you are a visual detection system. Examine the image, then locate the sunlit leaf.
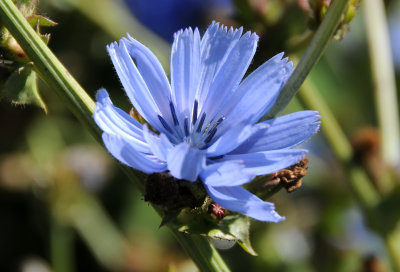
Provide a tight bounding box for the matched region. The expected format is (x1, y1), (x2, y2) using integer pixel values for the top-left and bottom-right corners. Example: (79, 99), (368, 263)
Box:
(167, 207), (257, 255)
(2, 64), (47, 112)
(27, 14), (57, 27)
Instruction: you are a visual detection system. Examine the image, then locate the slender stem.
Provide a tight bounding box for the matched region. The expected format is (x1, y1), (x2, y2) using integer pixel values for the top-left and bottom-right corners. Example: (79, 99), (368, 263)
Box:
(265, 0), (350, 119)
(0, 1), (229, 270)
(66, 193), (128, 270)
(385, 229), (400, 271)
(171, 230), (231, 272)
(297, 79), (380, 208)
(50, 220), (74, 272)
(363, 0), (400, 168)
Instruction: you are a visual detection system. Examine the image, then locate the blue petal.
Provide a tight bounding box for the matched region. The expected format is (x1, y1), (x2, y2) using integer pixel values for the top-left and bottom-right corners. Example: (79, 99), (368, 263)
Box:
(216, 53), (293, 131)
(232, 111), (321, 153)
(195, 22), (244, 113)
(167, 142), (206, 181)
(200, 161), (254, 187)
(123, 35), (172, 120)
(107, 41), (171, 135)
(142, 124), (173, 162)
(206, 123), (256, 156)
(205, 185), (285, 222)
(199, 30), (258, 126)
(220, 149), (308, 175)
(102, 133), (167, 174)
(94, 89), (149, 153)
(170, 28), (201, 121)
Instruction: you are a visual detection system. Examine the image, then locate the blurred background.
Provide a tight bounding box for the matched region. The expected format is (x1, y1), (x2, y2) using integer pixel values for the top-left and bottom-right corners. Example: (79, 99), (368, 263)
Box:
(0, 0), (400, 271)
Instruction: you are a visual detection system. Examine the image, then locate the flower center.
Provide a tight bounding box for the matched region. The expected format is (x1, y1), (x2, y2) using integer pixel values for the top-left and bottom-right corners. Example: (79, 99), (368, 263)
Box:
(157, 99), (225, 148)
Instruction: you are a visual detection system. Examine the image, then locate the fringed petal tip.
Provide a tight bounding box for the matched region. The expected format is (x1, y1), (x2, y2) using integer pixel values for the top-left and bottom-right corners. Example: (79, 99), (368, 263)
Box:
(106, 41), (120, 54)
(95, 88), (109, 102)
(207, 20), (259, 42)
(266, 212), (285, 223)
(271, 52), (294, 71)
(106, 34), (138, 51)
(122, 34), (145, 49)
(173, 26), (200, 40)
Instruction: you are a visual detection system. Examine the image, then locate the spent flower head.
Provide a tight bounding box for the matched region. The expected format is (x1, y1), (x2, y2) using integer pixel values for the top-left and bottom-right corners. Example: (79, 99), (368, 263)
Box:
(94, 21), (320, 222)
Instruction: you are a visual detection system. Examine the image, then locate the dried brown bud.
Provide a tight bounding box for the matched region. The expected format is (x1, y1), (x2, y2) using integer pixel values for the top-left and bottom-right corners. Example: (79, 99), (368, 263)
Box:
(269, 157), (309, 193)
(351, 127), (380, 163)
(359, 255), (386, 272)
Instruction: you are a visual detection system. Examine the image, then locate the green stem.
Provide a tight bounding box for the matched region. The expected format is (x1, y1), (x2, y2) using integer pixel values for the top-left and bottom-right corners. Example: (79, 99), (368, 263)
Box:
(67, 192), (128, 270)
(0, 1), (229, 271)
(385, 228), (400, 271)
(171, 231), (231, 272)
(363, 0), (400, 168)
(50, 220), (74, 272)
(297, 79), (380, 208)
(265, 0), (350, 119)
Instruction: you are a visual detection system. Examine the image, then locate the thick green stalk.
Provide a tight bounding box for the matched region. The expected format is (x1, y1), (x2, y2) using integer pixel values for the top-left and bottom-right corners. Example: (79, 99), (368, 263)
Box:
(0, 1), (229, 270)
(265, 0), (350, 119)
(363, 0), (400, 168)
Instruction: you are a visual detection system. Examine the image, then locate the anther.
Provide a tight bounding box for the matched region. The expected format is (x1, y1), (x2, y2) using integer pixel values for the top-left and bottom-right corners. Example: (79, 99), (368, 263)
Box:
(184, 117), (189, 137)
(158, 115), (173, 134)
(204, 128), (217, 143)
(169, 101), (179, 126)
(196, 113), (206, 133)
(192, 100), (198, 125)
(209, 116), (225, 133)
(215, 116), (225, 126)
(209, 155), (224, 160)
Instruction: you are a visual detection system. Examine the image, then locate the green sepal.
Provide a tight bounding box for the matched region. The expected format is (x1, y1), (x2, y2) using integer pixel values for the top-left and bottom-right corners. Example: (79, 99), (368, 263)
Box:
(159, 210), (180, 229)
(165, 206), (257, 256)
(209, 215), (257, 256)
(27, 15), (56, 45)
(27, 14), (57, 28)
(2, 63), (47, 112)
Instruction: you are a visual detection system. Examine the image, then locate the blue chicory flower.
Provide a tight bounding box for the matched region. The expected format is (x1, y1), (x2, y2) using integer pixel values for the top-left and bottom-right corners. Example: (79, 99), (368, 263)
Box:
(94, 22), (320, 222)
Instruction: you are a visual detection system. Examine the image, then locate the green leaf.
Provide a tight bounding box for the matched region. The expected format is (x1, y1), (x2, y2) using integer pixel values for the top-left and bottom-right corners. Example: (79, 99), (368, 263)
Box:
(224, 216), (257, 256)
(2, 64), (47, 112)
(169, 208), (257, 256)
(27, 14), (57, 27)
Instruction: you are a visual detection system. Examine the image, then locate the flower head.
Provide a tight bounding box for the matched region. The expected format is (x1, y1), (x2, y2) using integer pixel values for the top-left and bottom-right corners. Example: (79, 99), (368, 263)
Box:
(94, 22), (320, 222)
